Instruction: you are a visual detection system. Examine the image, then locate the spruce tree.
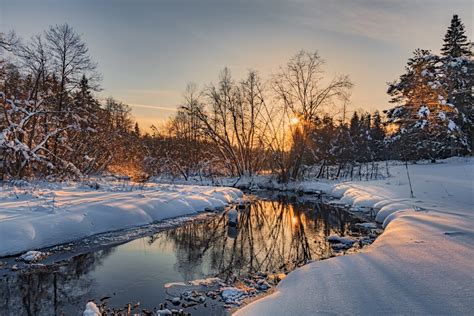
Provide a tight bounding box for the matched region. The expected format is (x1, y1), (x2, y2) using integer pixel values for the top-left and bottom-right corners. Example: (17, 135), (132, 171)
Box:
(441, 15), (472, 58)
(386, 49), (467, 160)
(440, 14), (473, 153)
(332, 122), (353, 162)
(359, 113), (373, 162)
(349, 112), (371, 162)
(370, 111), (386, 160)
(134, 122), (141, 136)
(309, 115), (335, 165)
(69, 75), (102, 174)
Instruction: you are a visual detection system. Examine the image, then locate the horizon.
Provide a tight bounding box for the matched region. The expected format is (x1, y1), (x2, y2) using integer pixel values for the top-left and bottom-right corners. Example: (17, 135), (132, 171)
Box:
(1, 0), (472, 129)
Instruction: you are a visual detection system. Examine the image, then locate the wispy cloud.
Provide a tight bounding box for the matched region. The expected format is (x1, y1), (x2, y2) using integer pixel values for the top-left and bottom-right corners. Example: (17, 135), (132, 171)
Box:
(128, 103), (177, 112)
(98, 98), (178, 112)
(121, 89), (180, 98)
(266, 0), (446, 45)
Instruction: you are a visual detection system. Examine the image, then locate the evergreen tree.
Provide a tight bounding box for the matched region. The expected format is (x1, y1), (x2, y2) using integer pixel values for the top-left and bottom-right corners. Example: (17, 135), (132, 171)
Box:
(349, 112), (360, 138)
(370, 111), (386, 160)
(308, 116), (332, 164)
(69, 75), (103, 174)
(441, 15), (472, 58)
(134, 122), (141, 137)
(349, 112), (371, 162)
(332, 121), (354, 165)
(440, 14), (473, 153)
(386, 49), (468, 160)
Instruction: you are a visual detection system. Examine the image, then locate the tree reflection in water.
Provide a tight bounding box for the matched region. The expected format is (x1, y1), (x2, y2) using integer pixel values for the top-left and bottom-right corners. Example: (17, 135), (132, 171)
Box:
(0, 248), (115, 315)
(0, 195), (357, 315)
(159, 195), (355, 282)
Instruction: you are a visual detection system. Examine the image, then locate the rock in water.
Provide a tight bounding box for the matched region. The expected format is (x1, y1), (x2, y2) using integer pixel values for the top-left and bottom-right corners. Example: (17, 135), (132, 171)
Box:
(221, 287), (246, 304)
(326, 235), (356, 245)
(18, 250), (47, 263)
(83, 302), (100, 316)
(228, 208), (238, 227)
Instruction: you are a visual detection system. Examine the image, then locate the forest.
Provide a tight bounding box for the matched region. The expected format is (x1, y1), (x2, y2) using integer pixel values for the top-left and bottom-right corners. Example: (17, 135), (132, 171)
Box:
(0, 15), (472, 183)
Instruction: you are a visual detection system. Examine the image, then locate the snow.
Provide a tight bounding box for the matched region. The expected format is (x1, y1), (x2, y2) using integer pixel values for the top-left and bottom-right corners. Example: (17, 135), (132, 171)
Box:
(83, 302), (100, 316)
(236, 157), (474, 315)
(221, 287), (247, 304)
(189, 277), (223, 287)
(420, 69), (430, 77)
(18, 250), (47, 263)
(0, 182), (242, 257)
(417, 105), (430, 118)
(164, 282), (187, 289)
(438, 111), (447, 120)
(448, 119), (457, 131)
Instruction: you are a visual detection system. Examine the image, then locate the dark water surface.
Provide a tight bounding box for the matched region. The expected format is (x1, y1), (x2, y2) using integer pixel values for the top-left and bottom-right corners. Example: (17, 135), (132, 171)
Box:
(0, 193), (370, 315)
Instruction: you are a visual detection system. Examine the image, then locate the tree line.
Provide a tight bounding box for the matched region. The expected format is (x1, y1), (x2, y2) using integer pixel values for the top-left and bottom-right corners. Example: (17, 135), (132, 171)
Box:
(0, 25), (141, 179)
(0, 14), (472, 182)
(386, 14), (472, 161)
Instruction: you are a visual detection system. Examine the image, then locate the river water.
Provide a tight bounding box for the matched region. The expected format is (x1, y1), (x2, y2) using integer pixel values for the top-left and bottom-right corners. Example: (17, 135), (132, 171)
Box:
(0, 192), (377, 315)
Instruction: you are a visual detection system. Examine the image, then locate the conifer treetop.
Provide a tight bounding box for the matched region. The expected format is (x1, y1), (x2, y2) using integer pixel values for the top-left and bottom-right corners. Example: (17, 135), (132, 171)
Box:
(441, 14), (472, 58)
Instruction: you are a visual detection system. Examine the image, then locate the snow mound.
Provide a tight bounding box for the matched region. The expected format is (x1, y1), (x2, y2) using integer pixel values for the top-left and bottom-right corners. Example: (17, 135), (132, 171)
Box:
(221, 287), (247, 304)
(83, 302), (100, 316)
(0, 184), (242, 257)
(375, 202), (413, 225)
(237, 157), (474, 315)
(189, 277), (223, 287)
(18, 250), (48, 263)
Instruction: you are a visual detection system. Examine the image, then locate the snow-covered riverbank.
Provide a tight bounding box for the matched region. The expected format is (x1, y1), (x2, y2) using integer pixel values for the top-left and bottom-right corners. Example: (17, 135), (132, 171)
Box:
(0, 182), (242, 257)
(236, 157), (474, 315)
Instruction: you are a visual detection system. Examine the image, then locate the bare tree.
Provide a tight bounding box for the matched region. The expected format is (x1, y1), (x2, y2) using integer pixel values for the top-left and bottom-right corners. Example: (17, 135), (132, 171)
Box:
(15, 35), (50, 153)
(45, 23), (99, 163)
(0, 31), (18, 52)
(45, 24), (98, 97)
(272, 50), (353, 181)
(181, 69), (269, 178)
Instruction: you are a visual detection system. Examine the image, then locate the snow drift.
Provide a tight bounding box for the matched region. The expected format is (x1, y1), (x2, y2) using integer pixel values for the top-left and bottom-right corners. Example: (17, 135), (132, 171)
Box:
(0, 183), (242, 257)
(236, 157), (474, 315)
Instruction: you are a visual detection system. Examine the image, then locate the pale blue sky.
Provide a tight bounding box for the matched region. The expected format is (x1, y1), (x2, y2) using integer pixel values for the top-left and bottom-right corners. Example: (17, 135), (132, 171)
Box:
(1, 0), (472, 128)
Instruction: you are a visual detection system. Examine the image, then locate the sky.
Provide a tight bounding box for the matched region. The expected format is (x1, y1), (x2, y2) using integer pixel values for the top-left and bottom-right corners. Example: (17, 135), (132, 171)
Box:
(1, 0), (472, 129)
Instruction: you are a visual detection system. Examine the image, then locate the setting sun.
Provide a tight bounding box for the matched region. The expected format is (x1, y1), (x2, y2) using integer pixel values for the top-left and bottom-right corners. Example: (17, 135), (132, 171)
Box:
(291, 216), (298, 226)
(290, 117), (300, 125)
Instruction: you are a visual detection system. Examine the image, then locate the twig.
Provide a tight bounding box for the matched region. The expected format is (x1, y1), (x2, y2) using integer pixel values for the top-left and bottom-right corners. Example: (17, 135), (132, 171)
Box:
(405, 160), (415, 198)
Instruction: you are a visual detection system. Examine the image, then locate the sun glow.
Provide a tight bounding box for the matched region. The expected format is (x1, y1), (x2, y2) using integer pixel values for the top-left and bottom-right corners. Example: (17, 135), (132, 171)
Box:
(290, 117), (300, 126)
(292, 216), (298, 226)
